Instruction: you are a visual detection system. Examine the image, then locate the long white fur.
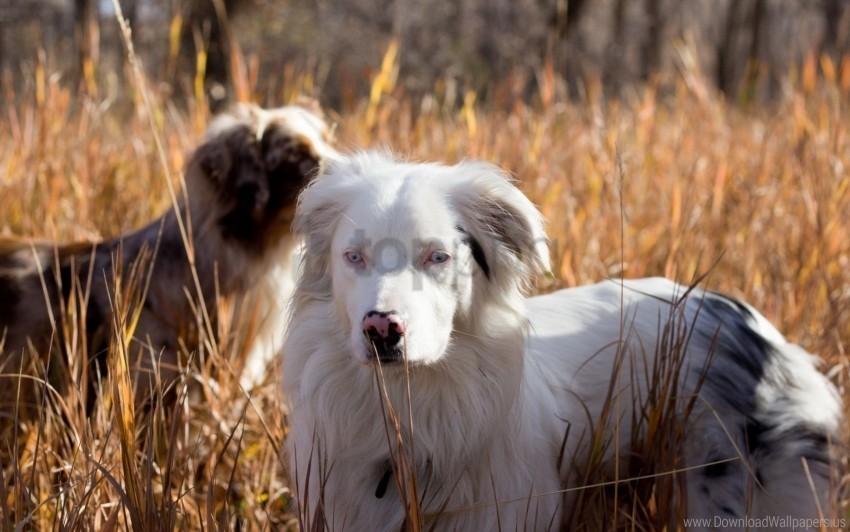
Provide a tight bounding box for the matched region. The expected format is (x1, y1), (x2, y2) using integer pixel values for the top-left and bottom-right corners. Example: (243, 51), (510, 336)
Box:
(283, 151), (840, 530)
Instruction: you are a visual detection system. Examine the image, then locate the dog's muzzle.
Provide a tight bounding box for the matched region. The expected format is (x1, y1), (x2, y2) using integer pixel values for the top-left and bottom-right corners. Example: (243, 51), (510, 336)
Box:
(362, 310), (406, 362)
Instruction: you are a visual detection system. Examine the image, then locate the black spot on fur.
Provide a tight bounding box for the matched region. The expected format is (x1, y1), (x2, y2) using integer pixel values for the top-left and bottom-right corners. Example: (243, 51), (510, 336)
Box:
(57, 257), (75, 303)
(750, 421), (831, 466)
(694, 293), (772, 414)
(702, 293), (770, 382)
(797, 431), (831, 464)
(0, 277), (19, 329)
(742, 418), (831, 494)
(456, 226), (490, 280)
(155, 234), (188, 269)
(375, 462), (393, 498)
(707, 290), (757, 321)
(703, 459), (729, 478)
(745, 418), (767, 455)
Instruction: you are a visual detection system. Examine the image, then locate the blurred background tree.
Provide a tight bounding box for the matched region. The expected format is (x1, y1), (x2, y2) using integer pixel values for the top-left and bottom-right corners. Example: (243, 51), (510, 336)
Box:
(0, 0), (848, 108)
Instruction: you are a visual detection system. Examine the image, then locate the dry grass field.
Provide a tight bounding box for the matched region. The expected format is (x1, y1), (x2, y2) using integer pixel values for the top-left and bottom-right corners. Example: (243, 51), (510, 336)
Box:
(0, 45), (848, 529)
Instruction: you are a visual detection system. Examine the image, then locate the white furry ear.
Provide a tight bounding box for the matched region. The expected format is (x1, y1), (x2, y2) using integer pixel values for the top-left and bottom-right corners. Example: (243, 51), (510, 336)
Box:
(448, 161), (550, 288)
(290, 167), (352, 297)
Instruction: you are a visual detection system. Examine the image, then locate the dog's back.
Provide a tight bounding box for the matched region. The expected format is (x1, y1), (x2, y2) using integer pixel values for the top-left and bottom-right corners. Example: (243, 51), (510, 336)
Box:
(525, 277), (839, 527)
(0, 239), (105, 363)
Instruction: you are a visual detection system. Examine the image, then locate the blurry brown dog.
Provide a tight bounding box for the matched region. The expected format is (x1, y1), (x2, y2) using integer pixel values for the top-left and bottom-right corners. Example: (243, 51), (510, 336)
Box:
(0, 103), (339, 412)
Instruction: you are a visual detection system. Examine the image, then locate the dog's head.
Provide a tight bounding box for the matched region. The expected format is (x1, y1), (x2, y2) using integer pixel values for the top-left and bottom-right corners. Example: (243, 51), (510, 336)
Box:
(187, 102), (340, 253)
(293, 151), (549, 366)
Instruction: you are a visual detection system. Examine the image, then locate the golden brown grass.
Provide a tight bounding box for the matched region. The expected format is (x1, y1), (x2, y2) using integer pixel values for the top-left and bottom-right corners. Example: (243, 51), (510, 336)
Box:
(0, 42), (848, 529)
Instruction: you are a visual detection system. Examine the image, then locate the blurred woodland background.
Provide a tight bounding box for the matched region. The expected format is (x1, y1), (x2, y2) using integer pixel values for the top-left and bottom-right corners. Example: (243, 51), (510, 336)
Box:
(1, 0), (850, 109)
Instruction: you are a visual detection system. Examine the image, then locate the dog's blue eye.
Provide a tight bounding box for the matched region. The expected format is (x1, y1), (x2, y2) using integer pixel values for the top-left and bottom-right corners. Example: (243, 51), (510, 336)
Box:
(345, 251), (363, 264)
(428, 251), (450, 264)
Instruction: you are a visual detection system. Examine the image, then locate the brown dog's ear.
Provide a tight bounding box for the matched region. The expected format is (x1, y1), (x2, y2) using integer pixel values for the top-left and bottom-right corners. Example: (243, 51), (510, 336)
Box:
(212, 125), (273, 242)
(194, 124), (269, 212)
(183, 121), (270, 243)
(259, 125), (321, 214)
(262, 126), (320, 177)
(193, 135), (234, 187)
(263, 128), (319, 181)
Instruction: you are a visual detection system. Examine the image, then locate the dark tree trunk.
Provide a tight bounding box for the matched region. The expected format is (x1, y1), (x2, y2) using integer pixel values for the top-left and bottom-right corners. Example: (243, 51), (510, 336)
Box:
(178, 0), (238, 111)
(822, 0), (849, 57)
(641, 0), (664, 80)
(742, 0), (766, 100)
(124, 0), (139, 32)
(717, 1), (746, 95)
(550, 0), (588, 40)
(74, 0), (100, 95)
(604, 0), (628, 89)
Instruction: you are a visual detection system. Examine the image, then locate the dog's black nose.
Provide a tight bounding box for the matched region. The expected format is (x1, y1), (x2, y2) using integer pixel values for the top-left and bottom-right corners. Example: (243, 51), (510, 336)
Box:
(362, 311), (405, 361)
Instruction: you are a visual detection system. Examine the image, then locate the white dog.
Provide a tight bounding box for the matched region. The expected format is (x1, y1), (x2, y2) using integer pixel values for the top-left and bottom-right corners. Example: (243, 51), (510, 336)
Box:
(283, 152), (841, 530)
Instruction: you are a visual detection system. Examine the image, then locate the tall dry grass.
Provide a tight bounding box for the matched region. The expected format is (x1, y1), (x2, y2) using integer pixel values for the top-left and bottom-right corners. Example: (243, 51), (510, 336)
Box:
(0, 38), (848, 529)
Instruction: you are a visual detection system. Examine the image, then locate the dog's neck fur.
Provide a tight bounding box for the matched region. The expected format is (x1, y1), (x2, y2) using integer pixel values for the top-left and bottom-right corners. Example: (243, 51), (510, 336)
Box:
(284, 288), (539, 531)
(288, 289), (529, 486)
